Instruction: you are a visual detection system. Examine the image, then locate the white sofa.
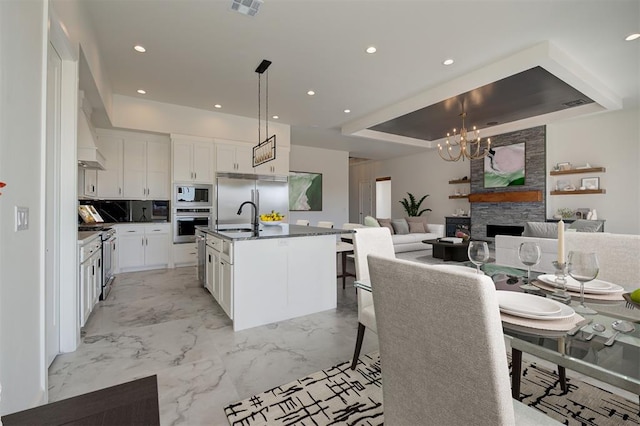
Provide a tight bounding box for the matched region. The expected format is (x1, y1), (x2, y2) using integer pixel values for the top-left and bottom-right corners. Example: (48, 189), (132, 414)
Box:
(341, 222), (445, 253)
(390, 224), (445, 253)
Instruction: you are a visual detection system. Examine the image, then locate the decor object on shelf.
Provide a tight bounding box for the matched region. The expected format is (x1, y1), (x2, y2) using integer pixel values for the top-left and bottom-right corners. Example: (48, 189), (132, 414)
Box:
(581, 177), (599, 190)
(484, 142), (525, 188)
(557, 162), (571, 171)
(399, 192), (431, 217)
(289, 171), (322, 211)
(437, 111), (491, 162)
(0, 181), (5, 196)
(252, 59), (276, 167)
(575, 208), (590, 219)
(556, 208), (575, 219)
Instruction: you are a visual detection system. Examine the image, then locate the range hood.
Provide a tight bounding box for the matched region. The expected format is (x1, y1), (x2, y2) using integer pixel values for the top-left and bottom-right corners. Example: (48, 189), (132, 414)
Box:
(77, 91), (105, 170)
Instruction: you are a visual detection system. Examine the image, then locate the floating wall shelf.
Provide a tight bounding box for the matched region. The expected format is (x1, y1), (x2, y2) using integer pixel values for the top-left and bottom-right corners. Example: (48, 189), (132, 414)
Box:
(448, 178), (470, 184)
(550, 189), (606, 196)
(448, 195), (469, 199)
(549, 167), (606, 176)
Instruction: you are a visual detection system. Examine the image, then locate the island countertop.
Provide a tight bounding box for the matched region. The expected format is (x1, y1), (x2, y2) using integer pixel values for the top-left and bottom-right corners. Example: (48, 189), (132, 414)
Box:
(197, 224), (350, 241)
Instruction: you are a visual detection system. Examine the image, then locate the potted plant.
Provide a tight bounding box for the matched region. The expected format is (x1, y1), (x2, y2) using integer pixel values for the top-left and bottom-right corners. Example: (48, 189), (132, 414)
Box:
(399, 192), (431, 217)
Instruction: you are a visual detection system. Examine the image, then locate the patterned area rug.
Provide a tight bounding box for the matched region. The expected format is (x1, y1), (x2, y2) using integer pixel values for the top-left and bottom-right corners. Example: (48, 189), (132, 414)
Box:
(225, 352), (639, 426)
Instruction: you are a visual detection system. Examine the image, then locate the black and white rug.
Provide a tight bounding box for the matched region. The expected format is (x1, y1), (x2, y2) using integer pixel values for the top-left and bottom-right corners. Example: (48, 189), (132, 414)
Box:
(225, 352), (639, 426)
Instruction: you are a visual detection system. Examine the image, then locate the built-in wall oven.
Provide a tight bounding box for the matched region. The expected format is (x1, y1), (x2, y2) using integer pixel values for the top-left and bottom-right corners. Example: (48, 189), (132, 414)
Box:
(173, 208), (212, 243)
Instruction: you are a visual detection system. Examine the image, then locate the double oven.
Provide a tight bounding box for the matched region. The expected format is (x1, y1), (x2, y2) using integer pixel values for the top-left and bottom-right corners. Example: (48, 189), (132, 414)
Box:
(173, 183), (213, 243)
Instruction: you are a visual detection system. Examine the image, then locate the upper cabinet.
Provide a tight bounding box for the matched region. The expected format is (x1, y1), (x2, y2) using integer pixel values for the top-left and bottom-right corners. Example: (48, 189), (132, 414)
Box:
(123, 139), (170, 200)
(172, 136), (214, 183)
(255, 147), (290, 175)
(215, 140), (254, 174)
(95, 133), (124, 199)
(95, 129), (170, 200)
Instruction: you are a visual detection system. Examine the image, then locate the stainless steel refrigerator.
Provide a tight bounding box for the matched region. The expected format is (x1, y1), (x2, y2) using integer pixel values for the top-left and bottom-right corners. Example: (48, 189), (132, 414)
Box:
(215, 172), (289, 225)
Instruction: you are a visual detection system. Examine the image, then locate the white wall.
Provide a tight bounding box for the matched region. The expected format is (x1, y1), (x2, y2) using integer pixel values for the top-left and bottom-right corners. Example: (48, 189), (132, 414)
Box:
(111, 95), (290, 147)
(0, 0), (47, 414)
(289, 146), (348, 228)
(547, 108), (640, 234)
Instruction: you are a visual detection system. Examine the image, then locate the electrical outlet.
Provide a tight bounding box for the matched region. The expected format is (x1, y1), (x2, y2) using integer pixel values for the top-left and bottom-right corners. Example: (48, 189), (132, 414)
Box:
(15, 206), (29, 231)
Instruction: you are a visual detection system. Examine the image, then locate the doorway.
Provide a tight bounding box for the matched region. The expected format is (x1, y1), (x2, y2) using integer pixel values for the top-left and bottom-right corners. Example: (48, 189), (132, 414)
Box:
(358, 181), (372, 224)
(375, 177), (391, 218)
(45, 41), (62, 366)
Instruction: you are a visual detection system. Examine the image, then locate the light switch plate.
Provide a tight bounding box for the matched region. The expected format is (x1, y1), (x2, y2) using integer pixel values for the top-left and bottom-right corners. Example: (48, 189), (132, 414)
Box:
(15, 206), (28, 231)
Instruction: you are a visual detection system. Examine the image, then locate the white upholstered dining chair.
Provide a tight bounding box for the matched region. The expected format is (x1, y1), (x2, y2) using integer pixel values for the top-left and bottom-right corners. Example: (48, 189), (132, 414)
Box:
(367, 254), (560, 425)
(350, 227), (395, 369)
(295, 219), (310, 226)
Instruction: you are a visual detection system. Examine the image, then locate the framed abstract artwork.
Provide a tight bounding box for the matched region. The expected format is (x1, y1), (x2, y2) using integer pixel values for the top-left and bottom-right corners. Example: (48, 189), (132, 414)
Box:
(289, 171), (323, 211)
(484, 142), (526, 188)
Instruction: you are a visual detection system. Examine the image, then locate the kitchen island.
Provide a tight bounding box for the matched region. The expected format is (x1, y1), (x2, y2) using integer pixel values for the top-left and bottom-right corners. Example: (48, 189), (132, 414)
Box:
(198, 224), (348, 331)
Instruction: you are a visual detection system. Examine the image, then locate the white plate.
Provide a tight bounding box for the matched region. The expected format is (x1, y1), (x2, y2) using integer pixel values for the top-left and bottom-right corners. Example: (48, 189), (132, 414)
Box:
(537, 274), (624, 294)
(496, 291), (563, 317)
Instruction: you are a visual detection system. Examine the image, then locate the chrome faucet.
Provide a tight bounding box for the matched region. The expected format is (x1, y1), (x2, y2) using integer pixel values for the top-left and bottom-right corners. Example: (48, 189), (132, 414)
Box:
(237, 201), (259, 233)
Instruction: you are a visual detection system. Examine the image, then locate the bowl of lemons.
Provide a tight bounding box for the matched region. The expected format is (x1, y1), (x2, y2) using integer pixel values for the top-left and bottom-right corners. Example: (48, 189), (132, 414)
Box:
(260, 211), (285, 226)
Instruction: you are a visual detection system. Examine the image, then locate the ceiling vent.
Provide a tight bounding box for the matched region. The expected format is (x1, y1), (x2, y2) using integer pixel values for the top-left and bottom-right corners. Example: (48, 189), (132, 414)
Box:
(231, 0), (263, 17)
(562, 99), (589, 108)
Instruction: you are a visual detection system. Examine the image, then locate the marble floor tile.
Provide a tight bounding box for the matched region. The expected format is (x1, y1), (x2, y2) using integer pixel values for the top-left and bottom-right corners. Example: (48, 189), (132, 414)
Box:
(48, 265), (375, 424)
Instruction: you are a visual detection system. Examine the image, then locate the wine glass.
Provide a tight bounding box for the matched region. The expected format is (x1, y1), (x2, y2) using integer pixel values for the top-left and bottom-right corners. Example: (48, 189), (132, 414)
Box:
(567, 251), (599, 314)
(518, 242), (541, 291)
(467, 241), (490, 274)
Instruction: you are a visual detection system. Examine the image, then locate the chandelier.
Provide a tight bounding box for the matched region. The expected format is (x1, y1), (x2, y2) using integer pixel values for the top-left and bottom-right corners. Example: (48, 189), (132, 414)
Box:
(437, 112), (491, 162)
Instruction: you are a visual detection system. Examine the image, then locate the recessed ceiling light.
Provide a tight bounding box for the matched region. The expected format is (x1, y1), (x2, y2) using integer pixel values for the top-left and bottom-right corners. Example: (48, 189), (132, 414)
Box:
(307, 90), (315, 96)
(137, 89), (146, 94)
(134, 45), (146, 53)
(443, 59), (454, 66)
(366, 46), (377, 54)
(344, 109), (351, 113)
(625, 33), (640, 41)
(272, 115), (279, 119)
(214, 104), (222, 109)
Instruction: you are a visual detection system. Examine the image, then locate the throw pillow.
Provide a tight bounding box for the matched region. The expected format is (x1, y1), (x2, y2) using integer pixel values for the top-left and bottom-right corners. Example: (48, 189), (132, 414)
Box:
(522, 222), (560, 239)
(391, 219), (409, 235)
(568, 219), (603, 232)
(405, 216), (428, 233)
(377, 218), (395, 234)
(364, 216), (380, 227)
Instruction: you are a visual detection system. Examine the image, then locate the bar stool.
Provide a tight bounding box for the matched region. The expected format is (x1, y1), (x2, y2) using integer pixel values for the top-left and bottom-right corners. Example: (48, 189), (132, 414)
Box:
(295, 219), (310, 226)
(317, 221), (334, 228)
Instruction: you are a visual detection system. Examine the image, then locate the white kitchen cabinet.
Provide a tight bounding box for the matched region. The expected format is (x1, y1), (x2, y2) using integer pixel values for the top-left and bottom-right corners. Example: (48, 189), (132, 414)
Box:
(123, 139), (170, 200)
(172, 136), (214, 183)
(220, 259), (233, 318)
(215, 141), (253, 173)
(205, 245), (219, 296)
(83, 169), (98, 197)
(173, 242), (198, 267)
(96, 134), (124, 198)
(116, 224), (170, 272)
(78, 234), (101, 328)
(255, 147), (289, 175)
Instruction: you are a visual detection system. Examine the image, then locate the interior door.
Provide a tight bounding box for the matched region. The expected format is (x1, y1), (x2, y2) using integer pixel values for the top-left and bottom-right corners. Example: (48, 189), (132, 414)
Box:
(358, 181), (373, 224)
(45, 42), (62, 366)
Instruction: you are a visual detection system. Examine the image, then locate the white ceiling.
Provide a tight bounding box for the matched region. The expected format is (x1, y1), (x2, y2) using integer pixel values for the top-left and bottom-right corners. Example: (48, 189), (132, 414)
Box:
(82, 0), (639, 160)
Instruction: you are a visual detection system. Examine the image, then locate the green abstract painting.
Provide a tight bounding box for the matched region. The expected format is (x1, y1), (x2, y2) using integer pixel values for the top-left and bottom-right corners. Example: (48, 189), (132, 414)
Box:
(289, 171), (323, 211)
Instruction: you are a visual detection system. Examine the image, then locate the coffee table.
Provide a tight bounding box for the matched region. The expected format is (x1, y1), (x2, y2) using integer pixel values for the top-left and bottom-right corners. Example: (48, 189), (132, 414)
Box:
(423, 238), (469, 262)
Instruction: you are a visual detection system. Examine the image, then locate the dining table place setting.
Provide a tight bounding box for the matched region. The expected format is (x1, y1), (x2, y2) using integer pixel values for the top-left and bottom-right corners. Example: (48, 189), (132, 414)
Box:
(496, 290), (585, 331)
(532, 274), (625, 301)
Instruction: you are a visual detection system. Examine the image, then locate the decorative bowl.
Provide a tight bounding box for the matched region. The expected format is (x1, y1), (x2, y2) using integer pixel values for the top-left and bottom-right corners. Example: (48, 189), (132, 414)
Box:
(260, 220), (282, 226)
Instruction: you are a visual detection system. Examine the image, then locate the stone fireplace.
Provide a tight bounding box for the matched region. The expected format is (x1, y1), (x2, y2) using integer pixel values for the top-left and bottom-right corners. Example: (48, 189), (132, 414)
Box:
(469, 126), (546, 239)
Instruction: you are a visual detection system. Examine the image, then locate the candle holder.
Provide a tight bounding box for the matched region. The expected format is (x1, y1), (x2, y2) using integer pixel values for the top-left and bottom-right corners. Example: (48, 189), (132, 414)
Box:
(550, 261), (571, 304)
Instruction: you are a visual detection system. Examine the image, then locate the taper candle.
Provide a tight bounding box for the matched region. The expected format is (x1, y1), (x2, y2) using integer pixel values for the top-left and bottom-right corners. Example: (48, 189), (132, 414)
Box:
(557, 220), (565, 263)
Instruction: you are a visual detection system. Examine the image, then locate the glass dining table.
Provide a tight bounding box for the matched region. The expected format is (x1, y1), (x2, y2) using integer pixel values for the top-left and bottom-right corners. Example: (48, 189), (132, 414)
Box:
(354, 263), (640, 404)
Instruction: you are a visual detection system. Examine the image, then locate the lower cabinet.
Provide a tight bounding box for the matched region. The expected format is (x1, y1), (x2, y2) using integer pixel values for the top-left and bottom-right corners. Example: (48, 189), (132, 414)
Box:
(173, 242), (198, 267)
(116, 223), (170, 272)
(78, 235), (101, 328)
(204, 235), (233, 319)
